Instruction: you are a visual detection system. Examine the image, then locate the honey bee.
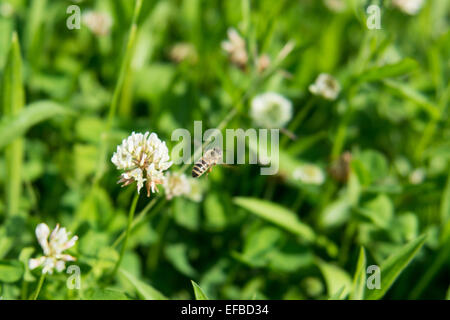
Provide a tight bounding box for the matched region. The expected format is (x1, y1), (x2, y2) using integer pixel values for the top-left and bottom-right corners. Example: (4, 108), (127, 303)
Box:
(192, 147), (223, 178)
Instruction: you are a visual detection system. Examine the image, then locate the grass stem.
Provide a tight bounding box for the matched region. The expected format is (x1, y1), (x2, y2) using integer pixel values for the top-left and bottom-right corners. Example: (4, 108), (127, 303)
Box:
(31, 272), (46, 300)
(111, 192), (140, 279)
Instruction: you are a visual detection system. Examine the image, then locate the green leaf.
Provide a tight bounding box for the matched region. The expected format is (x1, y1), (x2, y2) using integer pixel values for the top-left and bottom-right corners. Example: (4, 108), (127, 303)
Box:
(18, 247), (36, 282)
(0, 260), (24, 283)
(383, 79), (440, 119)
(317, 260), (352, 299)
(84, 288), (129, 300)
(365, 234), (427, 300)
(319, 196), (351, 229)
(350, 247), (366, 300)
(328, 286), (346, 300)
(2, 32), (25, 216)
(119, 268), (168, 300)
(358, 194), (394, 229)
(191, 280), (209, 300)
(234, 197), (316, 242)
(0, 100), (74, 149)
(164, 243), (197, 277)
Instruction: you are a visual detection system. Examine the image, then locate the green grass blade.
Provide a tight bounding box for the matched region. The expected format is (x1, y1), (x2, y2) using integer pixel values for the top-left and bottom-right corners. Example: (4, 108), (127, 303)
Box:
(440, 170), (450, 223)
(119, 269), (168, 300)
(106, 0), (142, 129)
(356, 58), (418, 83)
(191, 280), (209, 300)
(234, 197), (316, 242)
(350, 247), (366, 300)
(1, 32), (25, 216)
(383, 79), (440, 119)
(95, 0), (143, 184)
(0, 100), (74, 149)
(365, 234), (427, 300)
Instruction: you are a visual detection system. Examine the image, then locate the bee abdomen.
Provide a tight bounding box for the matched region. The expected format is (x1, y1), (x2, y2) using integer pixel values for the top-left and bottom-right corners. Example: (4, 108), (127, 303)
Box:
(192, 160), (208, 178)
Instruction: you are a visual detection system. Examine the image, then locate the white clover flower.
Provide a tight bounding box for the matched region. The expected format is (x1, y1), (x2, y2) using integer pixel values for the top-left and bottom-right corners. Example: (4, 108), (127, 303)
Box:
(163, 172), (191, 200)
(409, 168), (425, 185)
(250, 92), (293, 129)
(392, 0), (425, 15)
(221, 27), (248, 69)
(293, 164), (325, 185)
(309, 73), (341, 100)
(82, 11), (113, 37)
(112, 132), (172, 196)
(29, 223), (78, 274)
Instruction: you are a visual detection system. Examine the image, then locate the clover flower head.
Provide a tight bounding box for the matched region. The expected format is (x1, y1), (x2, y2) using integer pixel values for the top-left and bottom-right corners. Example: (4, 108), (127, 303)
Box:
(0, 2), (14, 17)
(323, 0), (347, 12)
(250, 92), (293, 129)
(293, 164), (325, 185)
(82, 10), (113, 36)
(409, 168), (425, 185)
(29, 223), (78, 274)
(392, 0), (425, 15)
(163, 172), (191, 200)
(221, 27), (248, 69)
(309, 73), (341, 100)
(112, 132), (172, 196)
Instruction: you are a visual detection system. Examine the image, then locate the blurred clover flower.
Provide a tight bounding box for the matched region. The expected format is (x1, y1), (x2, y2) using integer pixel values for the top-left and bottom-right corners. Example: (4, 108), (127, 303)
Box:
(186, 178), (203, 202)
(163, 172), (191, 200)
(221, 27), (248, 69)
(163, 172), (204, 202)
(409, 168), (426, 185)
(293, 164), (325, 185)
(0, 2), (14, 17)
(29, 223), (78, 274)
(323, 0), (346, 12)
(309, 73), (341, 100)
(392, 0), (425, 15)
(250, 92), (293, 129)
(169, 42), (198, 64)
(111, 132), (172, 197)
(256, 54), (271, 73)
(82, 11), (113, 37)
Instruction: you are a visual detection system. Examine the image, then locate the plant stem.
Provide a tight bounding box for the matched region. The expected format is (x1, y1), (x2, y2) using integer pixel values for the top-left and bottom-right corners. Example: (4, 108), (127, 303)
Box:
(111, 192), (140, 278)
(112, 197), (166, 248)
(281, 97), (316, 147)
(31, 272), (46, 300)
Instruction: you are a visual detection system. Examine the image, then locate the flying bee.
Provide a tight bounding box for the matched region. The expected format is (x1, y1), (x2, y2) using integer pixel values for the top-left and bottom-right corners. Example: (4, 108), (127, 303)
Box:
(192, 147), (223, 178)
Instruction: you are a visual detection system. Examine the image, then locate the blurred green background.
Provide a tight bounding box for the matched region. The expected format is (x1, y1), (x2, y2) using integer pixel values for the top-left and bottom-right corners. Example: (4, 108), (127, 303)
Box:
(0, 0), (449, 300)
